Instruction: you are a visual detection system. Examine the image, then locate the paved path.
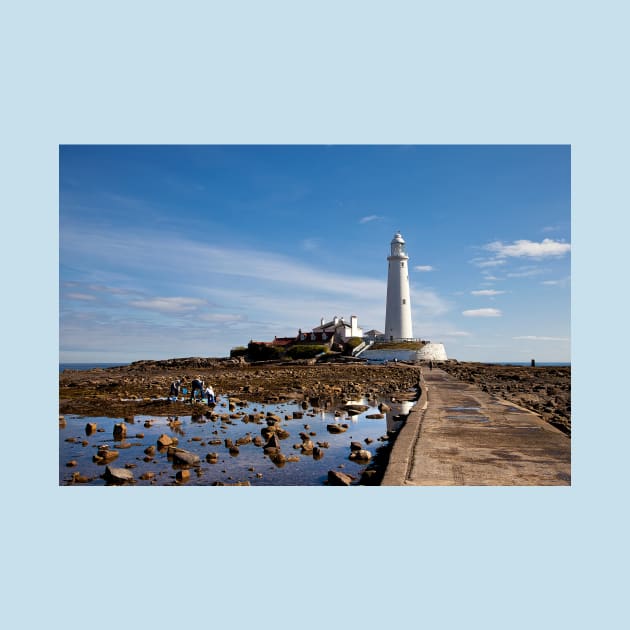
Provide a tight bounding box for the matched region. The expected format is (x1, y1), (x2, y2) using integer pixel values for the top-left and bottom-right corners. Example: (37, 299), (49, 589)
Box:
(382, 368), (571, 485)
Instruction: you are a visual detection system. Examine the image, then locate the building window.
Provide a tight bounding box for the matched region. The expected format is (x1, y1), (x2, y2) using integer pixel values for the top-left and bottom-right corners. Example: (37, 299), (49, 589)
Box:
(402, 299), (406, 304)
(401, 262), (405, 268)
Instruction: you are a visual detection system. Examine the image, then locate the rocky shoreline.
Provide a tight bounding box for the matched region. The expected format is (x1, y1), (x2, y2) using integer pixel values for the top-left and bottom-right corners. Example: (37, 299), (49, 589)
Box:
(440, 362), (571, 435)
(59, 358), (570, 485)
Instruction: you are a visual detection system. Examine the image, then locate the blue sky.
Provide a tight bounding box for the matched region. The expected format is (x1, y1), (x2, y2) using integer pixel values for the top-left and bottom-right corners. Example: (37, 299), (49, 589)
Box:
(59, 145), (570, 363)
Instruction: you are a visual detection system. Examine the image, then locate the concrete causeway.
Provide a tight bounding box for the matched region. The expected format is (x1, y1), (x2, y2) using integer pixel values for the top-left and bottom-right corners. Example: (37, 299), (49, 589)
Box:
(382, 368), (571, 486)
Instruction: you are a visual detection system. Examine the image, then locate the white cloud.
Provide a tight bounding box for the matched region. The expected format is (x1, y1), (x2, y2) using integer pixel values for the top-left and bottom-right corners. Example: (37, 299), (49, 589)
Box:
(506, 267), (546, 278)
(129, 297), (207, 313)
(198, 313), (245, 322)
(66, 292), (97, 301)
(471, 289), (505, 296)
(414, 265), (434, 272)
(359, 215), (382, 224)
(471, 258), (506, 268)
(485, 238), (570, 259)
(513, 335), (569, 341)
(462, 308), (502, 317)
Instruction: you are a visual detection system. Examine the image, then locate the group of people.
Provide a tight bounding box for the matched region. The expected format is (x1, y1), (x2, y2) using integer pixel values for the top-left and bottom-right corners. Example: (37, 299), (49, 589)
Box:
(169, 377), (215, 405)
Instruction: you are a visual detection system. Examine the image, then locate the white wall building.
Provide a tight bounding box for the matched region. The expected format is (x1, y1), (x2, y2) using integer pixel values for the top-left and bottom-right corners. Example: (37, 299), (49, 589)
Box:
(384, 232), (414, 340)
(312, 315), (363, 342)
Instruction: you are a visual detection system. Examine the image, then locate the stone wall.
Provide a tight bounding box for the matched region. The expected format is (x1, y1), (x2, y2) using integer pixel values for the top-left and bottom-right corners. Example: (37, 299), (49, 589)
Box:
(362, 343), (447, 363)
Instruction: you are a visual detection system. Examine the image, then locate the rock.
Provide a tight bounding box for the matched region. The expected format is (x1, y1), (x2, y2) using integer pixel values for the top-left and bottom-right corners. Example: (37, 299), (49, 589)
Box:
(264, 434), (282, 450)
(253, 436), (264, 447)
(113, 423), (127, 439)
(85, 422), (97, 435)
(349, 449), (372, 462)
(293, 411), (304, 419)
(66, 460), (78, 467)
(236, 435), (252, 446)
(366, 413), (385, 419)
(135, 433), (145, 439)
(59, 415), (66, 427)
(93, 446), (119, 464)
(157, 434), (174, 448)
(350, 441), (363, 451)
(224, 438), (234, 448)
(313, 447), (324, 460)
(378, 402), (391, 413)
(176, 470), (191, 483)
(344, 403), (369, 415)
(286, 455), (300, 463)
(364, 437), (374, 445)
(144, 445), (156, 456)
(140, 472), (155, 480)
(206, 452), (219, 463)
(301, 440), (314, 454)
(269, 452), (287, 467)
(229, 446), (240, 456)
(275, 428), (290, 440)
(71, 471), (90, 483)
(170, 448), (201, 466)
(327, 424), (347, 434)
(104, 465), (134, 484)
(328, 470), (354, 486)
(317, 441), (330, 448)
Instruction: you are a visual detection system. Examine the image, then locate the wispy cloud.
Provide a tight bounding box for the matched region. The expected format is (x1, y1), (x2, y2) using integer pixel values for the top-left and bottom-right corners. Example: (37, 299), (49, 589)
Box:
(513, 335), (569, 341)
(66, 292), (97, 301)
(485, 238), (570, 259)
(471, 258), (506, 268)
(462, 308), (502, 317)
(471, 289), (505, 296)
(541, 276), (571, 287)
(414, 265), (434, 272)
(506, 267), (546, 278)
(129, 297), (207, 313)
(359, 215), (383, 224)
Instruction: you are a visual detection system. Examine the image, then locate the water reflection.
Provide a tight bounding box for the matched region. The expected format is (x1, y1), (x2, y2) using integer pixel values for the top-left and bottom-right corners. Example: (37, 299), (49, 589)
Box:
(386, 400), (415, 433)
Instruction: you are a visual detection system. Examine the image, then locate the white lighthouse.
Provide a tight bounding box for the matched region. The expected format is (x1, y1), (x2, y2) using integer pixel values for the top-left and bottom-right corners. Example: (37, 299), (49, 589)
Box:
(385, 231), (413, 340)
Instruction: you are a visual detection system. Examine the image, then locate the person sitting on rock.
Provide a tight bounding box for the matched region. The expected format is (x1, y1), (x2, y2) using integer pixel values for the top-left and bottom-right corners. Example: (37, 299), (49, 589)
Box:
(190, 377), (204, 402)
(204, 385), (216, 405)
(169, 379), (181, 399)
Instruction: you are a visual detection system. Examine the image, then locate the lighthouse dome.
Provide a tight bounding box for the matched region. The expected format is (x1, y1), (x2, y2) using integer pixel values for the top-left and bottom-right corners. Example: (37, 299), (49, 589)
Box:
(391, 232), (405, 244)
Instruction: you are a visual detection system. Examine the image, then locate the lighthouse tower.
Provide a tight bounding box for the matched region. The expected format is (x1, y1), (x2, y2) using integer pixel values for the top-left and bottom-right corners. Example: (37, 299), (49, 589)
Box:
(385, 232), (413, 340)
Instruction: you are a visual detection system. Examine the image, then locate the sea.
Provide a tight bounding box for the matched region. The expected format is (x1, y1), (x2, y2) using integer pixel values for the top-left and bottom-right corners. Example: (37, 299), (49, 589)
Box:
(59, 361), (570, 372)
(59, 363), (129, 372)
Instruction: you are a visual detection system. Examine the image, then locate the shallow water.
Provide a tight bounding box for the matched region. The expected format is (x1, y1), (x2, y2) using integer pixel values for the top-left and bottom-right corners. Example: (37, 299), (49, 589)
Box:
(59, 396), (410, 486)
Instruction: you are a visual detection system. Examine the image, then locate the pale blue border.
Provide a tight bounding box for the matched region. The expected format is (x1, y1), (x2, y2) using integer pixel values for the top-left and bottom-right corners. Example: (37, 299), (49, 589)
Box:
(4, 1), (628, 628)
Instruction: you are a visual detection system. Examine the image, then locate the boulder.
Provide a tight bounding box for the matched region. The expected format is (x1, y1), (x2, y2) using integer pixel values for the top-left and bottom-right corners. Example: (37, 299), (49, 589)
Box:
(366, 413), (385, 419)
(93, 446), (119, 464)
(157, 434), (174, 448)
(350, 441), (363, 451)
(327, 470), (354, 486)
(113, 423), (127, 439)
(176, 469), (191, 483)
(85, 422), (97, 435)
(170, 448), (201, 466)
(349, 449), (372, 462)
(104, 466), (134, 484)
(327, 424), (347, 434)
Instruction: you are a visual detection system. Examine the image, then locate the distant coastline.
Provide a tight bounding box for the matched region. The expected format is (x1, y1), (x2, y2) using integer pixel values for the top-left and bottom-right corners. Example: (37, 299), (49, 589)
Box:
(59, 360), (570, 373)
(59, 362), (129, 372)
